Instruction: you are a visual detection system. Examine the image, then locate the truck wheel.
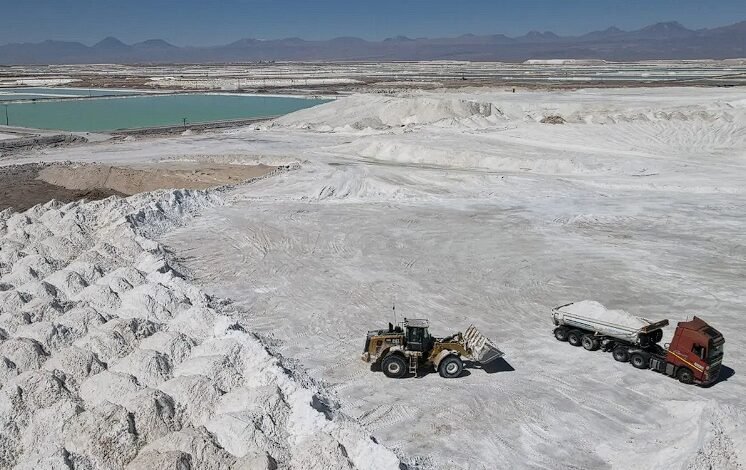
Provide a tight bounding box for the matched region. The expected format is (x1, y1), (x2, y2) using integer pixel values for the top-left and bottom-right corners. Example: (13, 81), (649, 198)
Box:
(581, 334), (600, 351)
(438, 355), (464, 378)
(382, 355), (407, 379)
(612, 347), (629, 362)
(677, 368), (694, 385)
(554, 327), (569, 342)
(630, 352), (649, 369)
(567, 330), (583, 347)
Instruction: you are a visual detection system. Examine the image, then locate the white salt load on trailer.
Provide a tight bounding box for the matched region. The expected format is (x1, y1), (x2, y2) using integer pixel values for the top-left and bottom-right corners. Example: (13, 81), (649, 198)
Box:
(552, 300), (667, 344)
(562, 300), (648, 329)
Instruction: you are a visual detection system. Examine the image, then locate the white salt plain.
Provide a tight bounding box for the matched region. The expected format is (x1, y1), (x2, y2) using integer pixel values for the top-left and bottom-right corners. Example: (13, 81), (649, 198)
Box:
(1, 85), (744, 469)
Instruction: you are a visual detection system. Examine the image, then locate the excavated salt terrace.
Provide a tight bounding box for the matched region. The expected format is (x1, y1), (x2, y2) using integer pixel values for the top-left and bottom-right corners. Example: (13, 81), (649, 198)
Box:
(0, 190), (401, 469)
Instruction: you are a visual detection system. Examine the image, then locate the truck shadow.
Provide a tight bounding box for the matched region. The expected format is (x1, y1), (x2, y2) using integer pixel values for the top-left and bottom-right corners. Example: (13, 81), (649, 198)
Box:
(702, 365), (735, 388)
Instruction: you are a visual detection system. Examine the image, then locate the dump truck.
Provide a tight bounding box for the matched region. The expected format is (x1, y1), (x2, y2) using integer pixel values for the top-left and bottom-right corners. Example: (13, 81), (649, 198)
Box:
(551, 301), (725, 385)
(362, 318), (503, 378)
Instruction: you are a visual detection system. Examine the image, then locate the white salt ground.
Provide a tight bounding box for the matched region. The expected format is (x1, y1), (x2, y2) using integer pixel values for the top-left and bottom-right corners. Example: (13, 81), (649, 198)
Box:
(154, 87), (744, 470)
(2, 86), (746, 469)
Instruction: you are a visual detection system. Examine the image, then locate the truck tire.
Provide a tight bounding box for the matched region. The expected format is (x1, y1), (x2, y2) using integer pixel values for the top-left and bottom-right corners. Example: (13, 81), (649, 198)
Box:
(438, 355), (464, 378)
(630, 352), (649, 369)
(581, 334), (600, 351)
(554, 327), (569, 342)
(612, 347), (629, 362)
(382, 355), (407, 379)
(677, 367), (694, 385)
(567, 330), (583, 347)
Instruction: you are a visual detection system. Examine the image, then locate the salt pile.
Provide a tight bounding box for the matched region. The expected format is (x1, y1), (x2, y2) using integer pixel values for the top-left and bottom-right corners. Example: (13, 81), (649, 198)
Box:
(559, 300), (649, 329)
(0, 190), (400, 469)
(272, 93), (501, 132)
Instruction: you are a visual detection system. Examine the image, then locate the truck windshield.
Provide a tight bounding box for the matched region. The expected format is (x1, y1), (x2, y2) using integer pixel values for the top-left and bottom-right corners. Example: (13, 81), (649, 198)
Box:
(709, 342), (724, 360)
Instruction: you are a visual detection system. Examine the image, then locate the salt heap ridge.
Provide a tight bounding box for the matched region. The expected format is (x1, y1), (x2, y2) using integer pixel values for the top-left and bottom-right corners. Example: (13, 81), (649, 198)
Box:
(0, 190), (401, 469)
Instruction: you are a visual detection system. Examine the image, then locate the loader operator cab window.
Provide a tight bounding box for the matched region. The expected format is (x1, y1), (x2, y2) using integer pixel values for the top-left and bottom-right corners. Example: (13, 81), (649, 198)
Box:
(407, 327), (427, 352)
(692, 344), (706, 361)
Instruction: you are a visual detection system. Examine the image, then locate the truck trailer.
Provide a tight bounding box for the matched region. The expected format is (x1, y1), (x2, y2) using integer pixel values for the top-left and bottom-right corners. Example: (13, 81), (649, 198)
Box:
(551, 301), (724, 385)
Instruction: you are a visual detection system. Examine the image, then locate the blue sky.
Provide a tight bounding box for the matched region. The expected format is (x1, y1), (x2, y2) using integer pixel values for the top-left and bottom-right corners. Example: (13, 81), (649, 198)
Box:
(3, 0), (745, 45)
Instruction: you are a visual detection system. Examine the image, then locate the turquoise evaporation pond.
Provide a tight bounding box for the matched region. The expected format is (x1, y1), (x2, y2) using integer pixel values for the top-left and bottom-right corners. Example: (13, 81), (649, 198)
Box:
(1, 94), (330, 132)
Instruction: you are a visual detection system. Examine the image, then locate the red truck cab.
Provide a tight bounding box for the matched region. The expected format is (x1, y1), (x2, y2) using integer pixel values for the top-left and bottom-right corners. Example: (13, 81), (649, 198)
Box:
(665, 316), (724, 384)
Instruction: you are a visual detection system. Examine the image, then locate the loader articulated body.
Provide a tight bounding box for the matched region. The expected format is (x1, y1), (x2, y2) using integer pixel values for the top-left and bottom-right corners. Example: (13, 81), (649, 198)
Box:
(362, 318), (503, 378)
(551, 302), (725, 385)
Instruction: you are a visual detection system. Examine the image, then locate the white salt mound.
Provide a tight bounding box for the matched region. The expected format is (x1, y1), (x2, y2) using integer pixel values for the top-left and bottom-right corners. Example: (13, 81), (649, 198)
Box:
(560, 300), (649, 329)
(0, 338), (48, 371)
(63, 401), (140, 468)
(0, 188), (404, 469)
(273, 93), (500, 132)
(138, 331), (195, 365)
(80, 370), (143, 406)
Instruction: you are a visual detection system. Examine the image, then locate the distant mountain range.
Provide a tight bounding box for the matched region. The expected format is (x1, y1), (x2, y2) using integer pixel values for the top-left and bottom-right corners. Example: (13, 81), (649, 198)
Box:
(1, 21), (745, 64)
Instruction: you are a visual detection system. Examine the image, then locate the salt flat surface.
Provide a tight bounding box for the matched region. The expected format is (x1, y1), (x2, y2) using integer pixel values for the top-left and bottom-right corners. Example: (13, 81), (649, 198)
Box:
(5, 86), (746, 469)
(5, 62), (746, 91)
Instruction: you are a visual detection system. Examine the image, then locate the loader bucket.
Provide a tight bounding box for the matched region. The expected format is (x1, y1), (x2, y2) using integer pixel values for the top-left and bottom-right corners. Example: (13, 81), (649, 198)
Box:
(463, 325), (504, 364)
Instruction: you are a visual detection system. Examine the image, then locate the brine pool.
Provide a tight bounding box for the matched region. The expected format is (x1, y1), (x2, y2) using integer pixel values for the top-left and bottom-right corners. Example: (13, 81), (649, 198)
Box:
(0, 89), (330, 131)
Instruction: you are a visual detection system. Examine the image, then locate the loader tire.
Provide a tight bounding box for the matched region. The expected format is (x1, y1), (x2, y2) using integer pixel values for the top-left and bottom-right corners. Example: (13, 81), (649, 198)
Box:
(612, 347), (629, 363)
(438, 355), (464, 379)
(554, 327), (569, 342)
(630, 352), (649, 369)
(677, 367), (694, 385)
(581, 334), (600, 351)
(567, 330), (583, 347)
(382, 355), (407, 379)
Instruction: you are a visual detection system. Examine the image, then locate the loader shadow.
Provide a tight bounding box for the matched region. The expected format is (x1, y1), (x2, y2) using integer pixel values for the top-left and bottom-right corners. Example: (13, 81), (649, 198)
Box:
(369, 358), (515, 378)
(702, 365), (735, 388)
(415, 369), (473, 379)
(465, 357), (515, 374)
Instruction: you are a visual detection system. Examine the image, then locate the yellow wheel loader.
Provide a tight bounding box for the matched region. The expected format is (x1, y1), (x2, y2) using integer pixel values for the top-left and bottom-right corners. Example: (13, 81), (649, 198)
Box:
(361, 318), (503, 378)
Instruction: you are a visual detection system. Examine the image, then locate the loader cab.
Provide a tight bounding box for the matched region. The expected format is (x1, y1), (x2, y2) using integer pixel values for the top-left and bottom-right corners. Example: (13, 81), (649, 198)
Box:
(667, 316), (724, 384)
(402, 318), (430, 353)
